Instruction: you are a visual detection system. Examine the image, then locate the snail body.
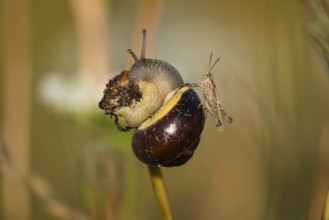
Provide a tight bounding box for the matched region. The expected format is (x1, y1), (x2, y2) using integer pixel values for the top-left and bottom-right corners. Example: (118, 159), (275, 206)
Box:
(99, 30), (205, 167)
(116, 55), (184, 127)
(119, 32), (184, 127)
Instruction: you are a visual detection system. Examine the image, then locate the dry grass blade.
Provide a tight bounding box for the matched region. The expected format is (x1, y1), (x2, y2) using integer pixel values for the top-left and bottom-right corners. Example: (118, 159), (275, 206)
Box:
(0, 141), (90, 220)
(308, 0), (329, 73)
(322, 190), (329, 220)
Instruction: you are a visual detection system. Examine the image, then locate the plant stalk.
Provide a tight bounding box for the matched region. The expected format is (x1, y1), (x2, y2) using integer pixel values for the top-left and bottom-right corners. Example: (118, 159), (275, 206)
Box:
(322, 190), (329, 220)
(147, 165), (173, 220)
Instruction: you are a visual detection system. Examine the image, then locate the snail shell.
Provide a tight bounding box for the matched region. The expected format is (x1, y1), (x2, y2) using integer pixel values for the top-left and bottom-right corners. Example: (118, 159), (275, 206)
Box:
(132, 86), (205, 167)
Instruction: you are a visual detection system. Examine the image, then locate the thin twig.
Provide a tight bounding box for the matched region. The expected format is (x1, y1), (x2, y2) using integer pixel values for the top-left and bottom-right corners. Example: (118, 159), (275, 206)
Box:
(147, 165), (174, 220)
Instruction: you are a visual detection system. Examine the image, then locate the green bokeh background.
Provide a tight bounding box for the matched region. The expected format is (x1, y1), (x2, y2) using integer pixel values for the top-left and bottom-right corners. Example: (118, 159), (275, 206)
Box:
(1, 0), (329, 220)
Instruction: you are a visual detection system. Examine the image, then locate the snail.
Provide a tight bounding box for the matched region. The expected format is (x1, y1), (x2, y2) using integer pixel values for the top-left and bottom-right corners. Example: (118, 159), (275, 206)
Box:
(99, 30), (231, 167)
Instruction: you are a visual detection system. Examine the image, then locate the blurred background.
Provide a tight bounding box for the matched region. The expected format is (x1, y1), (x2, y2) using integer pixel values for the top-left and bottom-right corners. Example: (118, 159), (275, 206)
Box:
(1, 0), (329, 219)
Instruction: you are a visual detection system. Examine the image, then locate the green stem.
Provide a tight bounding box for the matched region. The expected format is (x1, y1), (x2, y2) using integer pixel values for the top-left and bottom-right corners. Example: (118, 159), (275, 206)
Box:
(147, 165), (173, 220)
